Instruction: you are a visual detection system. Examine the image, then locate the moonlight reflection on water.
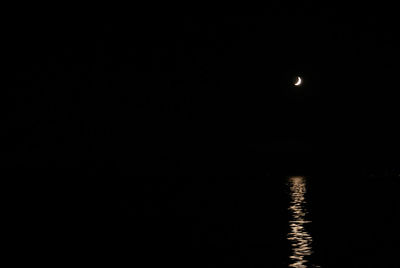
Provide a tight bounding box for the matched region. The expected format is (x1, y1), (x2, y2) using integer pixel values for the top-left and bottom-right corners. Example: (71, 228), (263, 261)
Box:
(287, 177), (315, 268)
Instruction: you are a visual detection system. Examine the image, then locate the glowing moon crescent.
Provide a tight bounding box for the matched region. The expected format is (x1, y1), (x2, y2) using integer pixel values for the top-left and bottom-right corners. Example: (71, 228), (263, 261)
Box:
(294, 76), (302, 86)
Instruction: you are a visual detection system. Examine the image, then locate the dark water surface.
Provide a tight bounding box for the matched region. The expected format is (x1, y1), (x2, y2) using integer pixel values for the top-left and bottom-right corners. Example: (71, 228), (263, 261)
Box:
(61, 174), (397, 267)
(9, 172), (399, 267)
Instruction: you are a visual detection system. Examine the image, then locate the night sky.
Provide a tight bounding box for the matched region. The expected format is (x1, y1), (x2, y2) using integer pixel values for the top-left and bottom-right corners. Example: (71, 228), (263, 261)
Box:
(2, 4), (398, 175)
(2, 4), (398, 174)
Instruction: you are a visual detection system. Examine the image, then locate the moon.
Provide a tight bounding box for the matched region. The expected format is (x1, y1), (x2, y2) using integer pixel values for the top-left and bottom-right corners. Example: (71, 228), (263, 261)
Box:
(294, 76), (302, 86)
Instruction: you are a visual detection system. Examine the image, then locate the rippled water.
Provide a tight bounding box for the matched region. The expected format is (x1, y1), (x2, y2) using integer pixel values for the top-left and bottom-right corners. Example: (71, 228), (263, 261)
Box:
(287, 177), (316, 268)
(77, 174), (399, 267)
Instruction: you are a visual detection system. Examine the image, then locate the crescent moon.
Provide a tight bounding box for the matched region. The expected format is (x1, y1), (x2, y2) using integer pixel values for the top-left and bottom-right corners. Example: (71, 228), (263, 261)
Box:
(294, 76), (302, 86)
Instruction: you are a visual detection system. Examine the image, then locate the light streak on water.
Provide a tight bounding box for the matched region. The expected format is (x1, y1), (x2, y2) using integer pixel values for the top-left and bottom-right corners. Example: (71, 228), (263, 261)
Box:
(287, 176), (315, 268)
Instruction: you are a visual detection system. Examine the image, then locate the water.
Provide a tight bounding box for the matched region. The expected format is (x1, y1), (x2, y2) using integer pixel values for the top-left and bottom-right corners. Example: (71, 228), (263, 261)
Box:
(54, 174), (400, 267)
(288, 177), (315, 267)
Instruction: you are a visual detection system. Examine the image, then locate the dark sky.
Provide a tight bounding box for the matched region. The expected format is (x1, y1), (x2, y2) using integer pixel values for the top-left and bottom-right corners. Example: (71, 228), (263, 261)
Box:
(2, 4), (398, 173)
